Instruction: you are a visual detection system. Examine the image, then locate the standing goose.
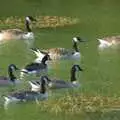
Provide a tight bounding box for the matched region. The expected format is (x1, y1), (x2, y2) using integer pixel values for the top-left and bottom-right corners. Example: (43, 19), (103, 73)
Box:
(20, 54), (51, 79)
(4, 76), (48, 106)
(0, 16), (36, 42)
(0, 64), (20, 86)
(97, 35), (120, 49)
(29, 64), (83, 90)
(31, 37), (84, 61)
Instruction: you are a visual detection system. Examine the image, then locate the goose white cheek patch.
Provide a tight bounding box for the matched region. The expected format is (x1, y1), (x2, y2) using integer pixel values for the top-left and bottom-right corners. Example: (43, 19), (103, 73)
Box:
(73, 37), (78, 42)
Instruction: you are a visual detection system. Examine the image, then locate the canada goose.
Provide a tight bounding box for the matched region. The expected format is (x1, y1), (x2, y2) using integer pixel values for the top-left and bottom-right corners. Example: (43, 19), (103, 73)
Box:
(97, 35), (120, 49)
(31, 37), (84, 61)
(4, 76), (48, 106)
(20, 54), (51, 79)
(0, 16), (36, 42)
(0, 64), (20, 86)
(29, 64), (83, 90)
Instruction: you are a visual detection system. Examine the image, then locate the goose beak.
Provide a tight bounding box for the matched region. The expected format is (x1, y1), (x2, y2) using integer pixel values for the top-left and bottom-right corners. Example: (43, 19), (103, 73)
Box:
(78, 38), (86, 42)
(79, 39), (86, 42)
(14, 67), (20, 71)
(16, 68), (20, 71)
(30, 48), (38, 52)
(32, 18), (37, 22)
(73, 37), (86, 43)
(78, 67), (83, 71)
(32, 19), (37, 24)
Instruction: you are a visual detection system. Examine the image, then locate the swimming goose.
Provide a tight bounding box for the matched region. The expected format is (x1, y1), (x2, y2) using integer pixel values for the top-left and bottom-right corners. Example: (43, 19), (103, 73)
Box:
(20, 54), (51, 79)
(29, 64), (83, 90)
(0, 64), (20, 86)
(0, 16), (36, 41)
(97, 35), (120, 49)
(31, 37), (84, 61)
(4, 76), (48, 106)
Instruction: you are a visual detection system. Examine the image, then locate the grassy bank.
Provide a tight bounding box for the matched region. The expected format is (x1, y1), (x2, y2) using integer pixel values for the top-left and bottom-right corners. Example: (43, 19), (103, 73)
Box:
(36, 93), (120, 114)
(0, 16), (79, 28)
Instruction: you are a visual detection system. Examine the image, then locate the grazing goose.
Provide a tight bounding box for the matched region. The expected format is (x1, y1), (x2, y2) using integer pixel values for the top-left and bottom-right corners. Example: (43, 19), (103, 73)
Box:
(4, 76), (48, 106)
(97, 35), (120, 49)
(29, 64), (83, 90)
(0, 64), (20, 86)
(20, 54), (51, 79)
(31, 37), (84, 61)
(0, 16), (36, 42)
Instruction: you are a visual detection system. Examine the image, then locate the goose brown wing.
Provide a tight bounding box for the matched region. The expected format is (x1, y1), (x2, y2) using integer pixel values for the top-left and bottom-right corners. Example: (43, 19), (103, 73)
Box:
(25, 63), (40, 71)
(48, 48), (74, 55)
(103, 35), (120, 42)
(25, 63), (46, 71)
(1, 29), (24, 35)
(11, 91), (37, 100)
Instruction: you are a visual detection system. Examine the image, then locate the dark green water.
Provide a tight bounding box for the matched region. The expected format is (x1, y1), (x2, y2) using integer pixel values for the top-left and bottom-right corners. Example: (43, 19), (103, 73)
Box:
(0, 0), (120, 119)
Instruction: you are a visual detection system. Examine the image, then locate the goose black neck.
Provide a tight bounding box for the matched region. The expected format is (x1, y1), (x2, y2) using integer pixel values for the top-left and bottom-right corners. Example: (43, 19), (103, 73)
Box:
(70, 68), (76, 82)
(73, 42), (79, 52)
(25, 20), (32, 32)
(40, 81), (46, 94)
(8, 68), (16, 82)
(41, 56), (47, 64)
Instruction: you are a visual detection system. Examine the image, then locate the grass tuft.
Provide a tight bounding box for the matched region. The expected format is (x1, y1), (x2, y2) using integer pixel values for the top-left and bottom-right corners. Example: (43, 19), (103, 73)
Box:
(0, 16), (79, 29)
(36, 93), (120, 114)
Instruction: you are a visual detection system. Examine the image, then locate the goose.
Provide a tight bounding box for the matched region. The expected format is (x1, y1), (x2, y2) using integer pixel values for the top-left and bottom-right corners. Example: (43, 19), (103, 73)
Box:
(20, 54), (51, 79)
(0, 64), (20, 86)
(4, 76), (48, 106)
(30, 37), (84, 61)
(0, 16), (36, 42)
(97, 35), (120, 49)
(29, 64), (83, 90)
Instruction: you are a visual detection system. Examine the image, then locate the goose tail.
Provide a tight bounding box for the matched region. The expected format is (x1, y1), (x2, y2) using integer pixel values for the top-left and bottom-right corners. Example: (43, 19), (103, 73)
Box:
(29, 81), (40, 92)
(97, 39), (105, 43)
(20, 69), (28, 80)
(31, 48), (45, 58)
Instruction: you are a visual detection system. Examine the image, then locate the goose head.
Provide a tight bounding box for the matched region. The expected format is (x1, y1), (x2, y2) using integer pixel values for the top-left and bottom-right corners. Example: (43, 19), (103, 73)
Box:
(29, 80), (41, 92)
(41, 54), (51, 64)
(72, 64), (83, 72)
(72, 37), (85, 43)
(40, 76), (50, 84)
(70, 64), (83, 82)
(40, 75), (51, 86)
(24, 16), (36, 40)
(8, 64), (19, 83)
(8, 64), (19, 72)
(29, 75), (51, 92)
(26, 16), (36, 23)
(72, 37), (85, 53)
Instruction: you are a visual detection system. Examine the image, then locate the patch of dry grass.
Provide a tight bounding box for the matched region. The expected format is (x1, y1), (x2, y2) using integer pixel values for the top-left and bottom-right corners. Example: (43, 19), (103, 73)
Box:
(36, 94), (120, 114)
(0, 16), (79, 28)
